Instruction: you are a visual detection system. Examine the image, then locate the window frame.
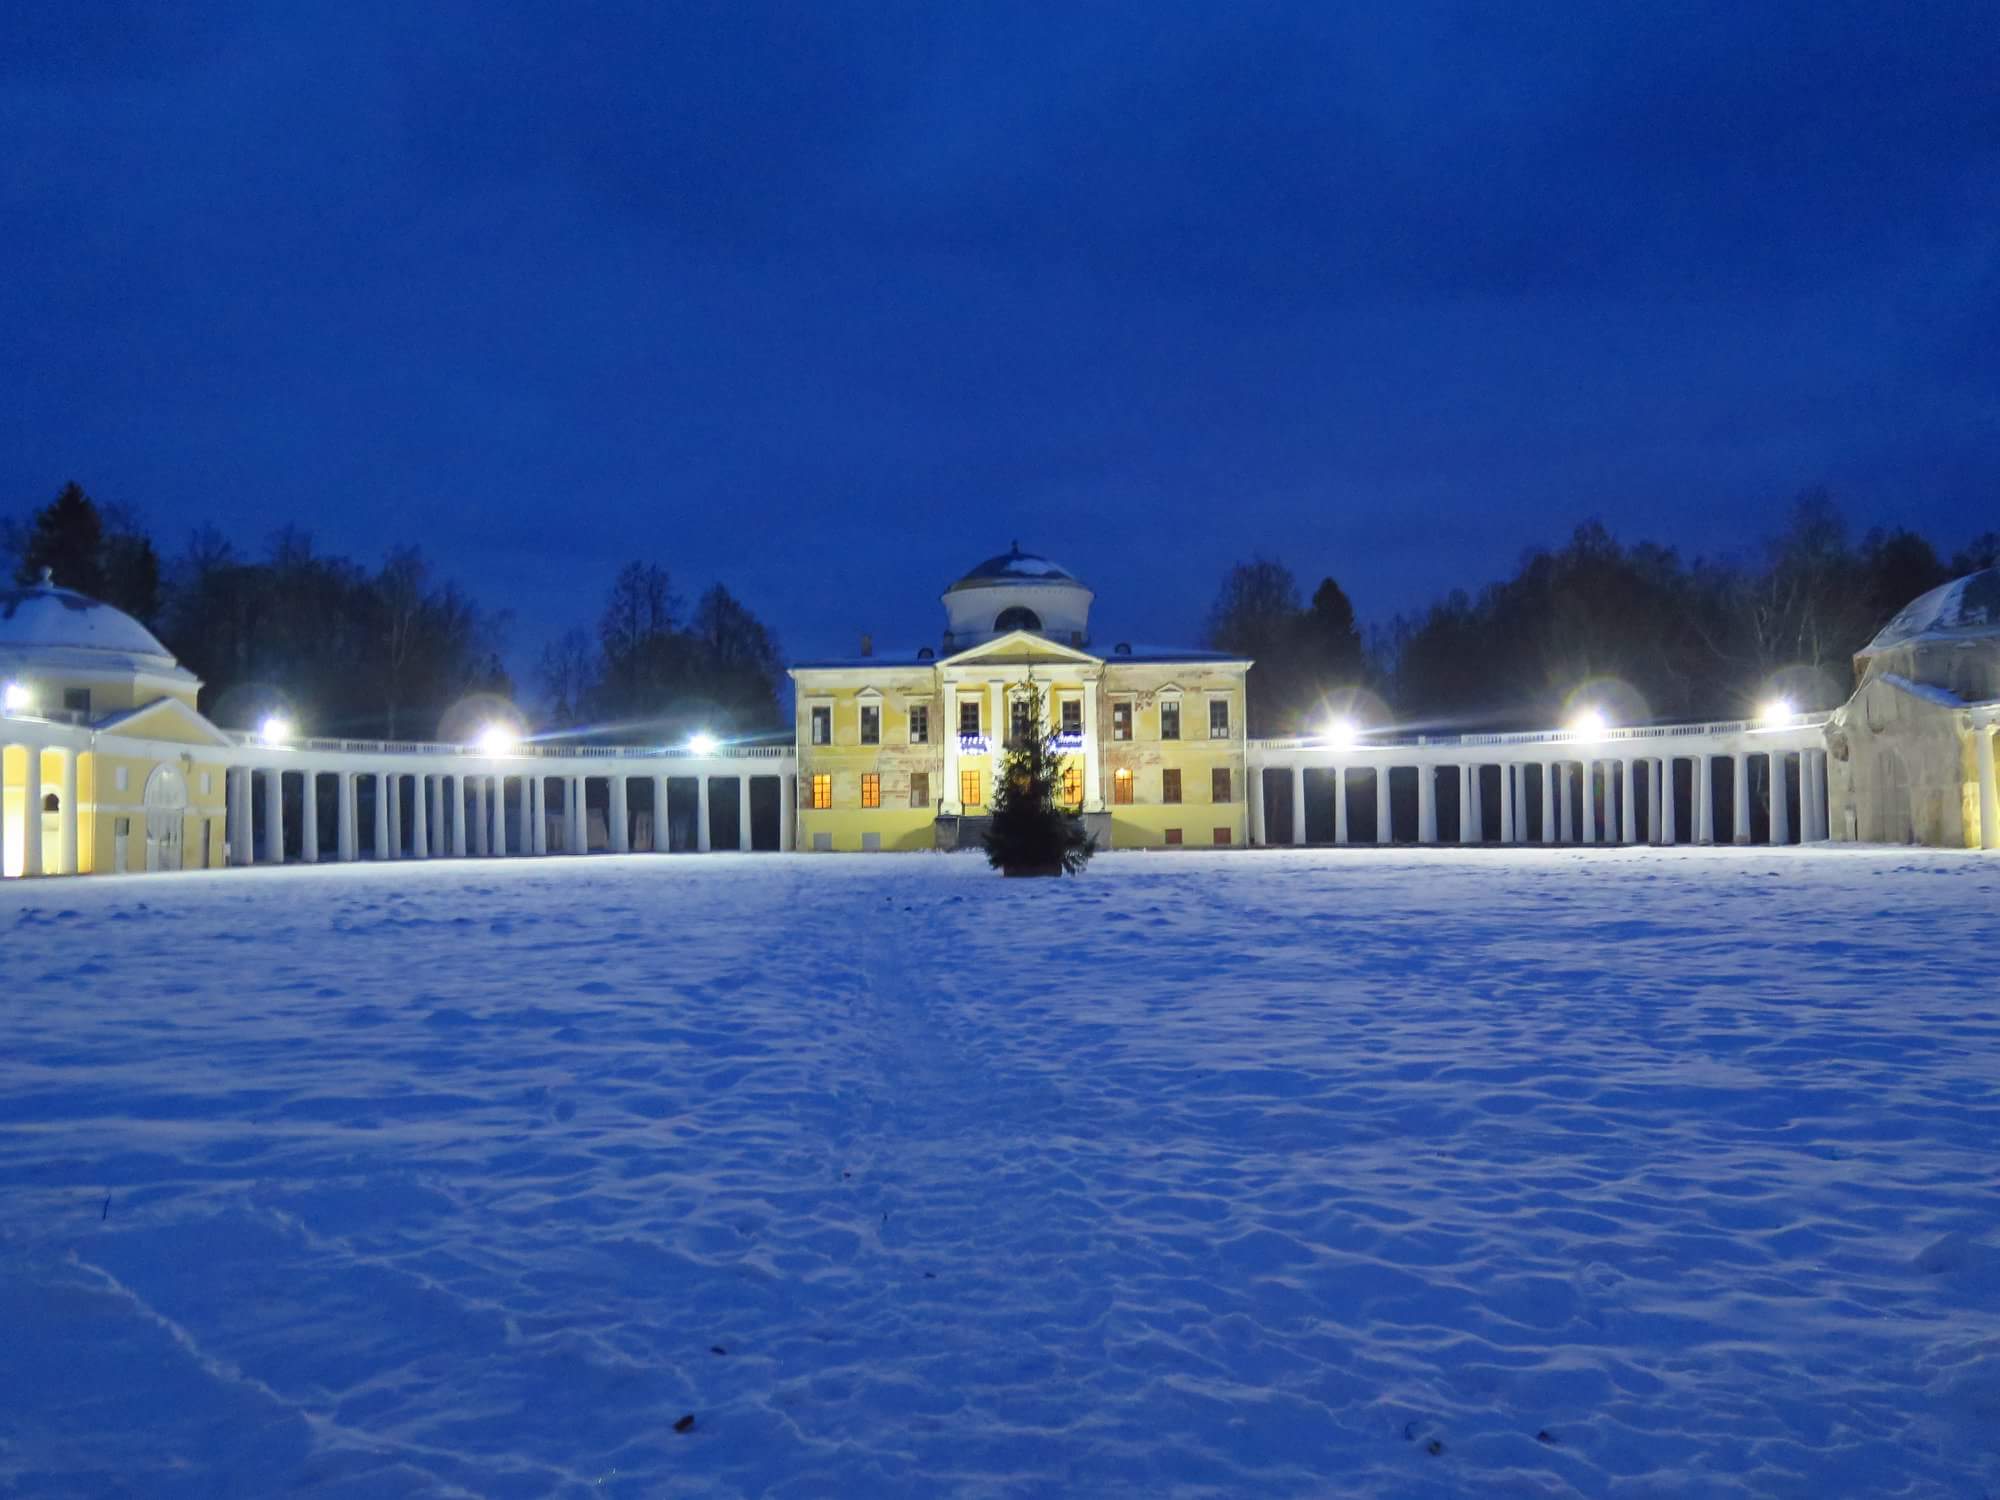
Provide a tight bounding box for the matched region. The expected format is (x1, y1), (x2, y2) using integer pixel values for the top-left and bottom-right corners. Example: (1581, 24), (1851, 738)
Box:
(958, 698), (982, 737)
(1209, 696), (1230, 739)
(1061, 765), (1082, 807)
(1111, 699), (1133, 741)
(1211, 767), (1231, 804)
(1112, 767), (1134, 805)
(1059, 696), (1083, 736)
(1159, 698), (1181, 741)
(809, 703), (832, 746)
(908, 703), (930, 745)
(860, 772), (881, 809)
(910, 771), (930, 809)
(960, 769), (984, 807)
(809, 773), (832, 810)
(860, 704), (880, 746)
(1162, 768), (1182, 804)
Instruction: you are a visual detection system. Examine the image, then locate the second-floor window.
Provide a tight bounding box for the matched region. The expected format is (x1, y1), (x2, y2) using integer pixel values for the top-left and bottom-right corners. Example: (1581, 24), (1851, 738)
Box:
(959, 699), (981, 736)
(1160, 701), (1181, 740)
(1209, 698), (1229, 738)
(1113, 767), (1133, 804)
(909, 705), (930, 744)
(861, 773), (881, 808)
(860, 705), (880, 745)
(1112, 702), (1132, 740)
(910, 771), (930, 808)
(1060, 698), (1082, 735)
(810, 705), (831, 745)
(1010, 697), (1031, 746)
(1162, 768), (1182, 804)
(1212, 767), (1231, 803)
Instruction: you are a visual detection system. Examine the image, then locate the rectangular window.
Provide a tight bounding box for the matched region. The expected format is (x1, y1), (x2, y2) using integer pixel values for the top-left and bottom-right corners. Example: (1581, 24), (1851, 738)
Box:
(810, 705), (831, 745)
(961, 769), (983, 807)
(1113, 767), (1134, 804)
(959, 699), (981, 736)
(1160, 701), (1181, 740)
(861, 773), (880, 808)
(909, 705), (930, 744)
(1165, 828), (1183, 846)
(1162, 768), (1182, 804)
(114, 817), (130, 836)
(860, 705), (880, 745)
(1060, 698), (1082, 735)
(1212, 768), (1231, 803)
(1214, 827), (1232, 846)
(63, 687), (90, 714)
(1111, 701), (1132, 741)
(1061, 766), (1082, 807)
(1010, 697), (1031, 747)
(1210, 698), (1229, 738)
(910, 771), (930, 808)
(810, 773), (832, 810)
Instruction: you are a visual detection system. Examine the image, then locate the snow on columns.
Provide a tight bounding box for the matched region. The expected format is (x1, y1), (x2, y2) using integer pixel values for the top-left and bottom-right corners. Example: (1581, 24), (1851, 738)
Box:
(337, 773), (356, 861)
(609, 774), (630, 854)
(1375, 767), (1391, 844)
(1290, 765), (1305, 845)
(738, 777), (751, 852)
(1977, 724), (1998, 851)
(697, 775), (712, 852)
(301, 770), (318, 863)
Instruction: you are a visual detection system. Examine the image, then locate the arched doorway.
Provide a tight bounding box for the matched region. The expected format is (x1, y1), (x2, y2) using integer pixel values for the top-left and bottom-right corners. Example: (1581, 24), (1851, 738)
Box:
(144, 764), (188, 872)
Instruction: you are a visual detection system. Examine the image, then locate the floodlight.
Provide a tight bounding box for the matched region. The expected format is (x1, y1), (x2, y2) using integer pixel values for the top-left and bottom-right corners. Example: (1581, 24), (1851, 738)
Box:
(476, 723), (519, 755)
(1, 681), (28, 713)
(1569, 707), (1608, 739)
(1320, 716), (1358, 751)
(688, 732), (719, 755)
(258, 714), (294, 746)
(1757, 697), (1796, 727)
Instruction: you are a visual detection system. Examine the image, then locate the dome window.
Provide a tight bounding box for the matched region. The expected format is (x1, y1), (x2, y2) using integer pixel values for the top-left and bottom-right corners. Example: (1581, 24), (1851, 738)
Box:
(994, 606), (1042, 633)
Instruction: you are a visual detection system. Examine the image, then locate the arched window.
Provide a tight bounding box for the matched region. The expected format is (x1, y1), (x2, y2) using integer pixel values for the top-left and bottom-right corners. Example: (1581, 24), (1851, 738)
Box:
(994, 605), (1042, 633)
(42, 792), (60, 814)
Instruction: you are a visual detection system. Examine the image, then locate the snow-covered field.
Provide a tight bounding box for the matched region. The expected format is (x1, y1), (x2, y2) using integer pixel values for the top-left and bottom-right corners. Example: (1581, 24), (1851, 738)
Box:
(4, 848), (1999, 1499)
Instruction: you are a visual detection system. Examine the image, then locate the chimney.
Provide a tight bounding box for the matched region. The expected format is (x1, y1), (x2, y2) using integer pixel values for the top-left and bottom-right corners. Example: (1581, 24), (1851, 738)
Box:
(860, 633), (873, 658)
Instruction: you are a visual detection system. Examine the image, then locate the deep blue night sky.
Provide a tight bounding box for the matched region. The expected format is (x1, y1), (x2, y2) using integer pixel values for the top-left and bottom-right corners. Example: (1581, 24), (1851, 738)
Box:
(3, 3), (1994, 675)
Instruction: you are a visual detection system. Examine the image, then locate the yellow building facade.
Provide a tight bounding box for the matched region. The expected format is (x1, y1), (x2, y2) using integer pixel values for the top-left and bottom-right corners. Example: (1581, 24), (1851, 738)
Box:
(790, 547), (1251, 852)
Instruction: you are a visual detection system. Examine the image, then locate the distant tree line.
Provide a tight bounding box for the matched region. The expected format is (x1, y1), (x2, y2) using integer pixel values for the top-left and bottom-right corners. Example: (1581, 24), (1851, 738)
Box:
(1207, 491), (1999, 735)
(4, 482), (783, 743)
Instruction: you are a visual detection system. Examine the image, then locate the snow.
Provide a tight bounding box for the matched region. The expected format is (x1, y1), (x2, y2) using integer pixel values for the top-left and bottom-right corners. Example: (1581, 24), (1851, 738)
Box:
(5, 847), (2000, 1498)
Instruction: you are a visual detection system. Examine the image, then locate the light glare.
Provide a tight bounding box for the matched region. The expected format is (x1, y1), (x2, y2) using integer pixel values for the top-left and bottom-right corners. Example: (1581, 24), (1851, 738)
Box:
(476, 723), (518, 755)
(258, 714), (293, 746)
(1, 680), (27, 712)
(1569, 707), (1608, 739)
(1319, 716), (1358, 751)
(688, 732), (719, 756)
(1757, 697), (1796, 727)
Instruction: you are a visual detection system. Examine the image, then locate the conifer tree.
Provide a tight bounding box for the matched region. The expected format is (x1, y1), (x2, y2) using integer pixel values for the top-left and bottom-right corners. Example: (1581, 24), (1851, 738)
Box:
(982, 681), (1095, 876)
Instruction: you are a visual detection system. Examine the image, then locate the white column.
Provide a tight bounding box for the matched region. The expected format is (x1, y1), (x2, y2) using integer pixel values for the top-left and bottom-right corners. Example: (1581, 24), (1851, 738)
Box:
(409, 774), (428, 859)
(59, 747), (79, 874)
(777, 773), (794, 852)
(492, 775), (508, 856)
(469, 777), (486, 855)
(1247, 763), (1265, 845)
(566, 775), (583, 853)
(1375, 767), (1392, 844)
(336, 773), (356, 861)
(256, 768), (279, 864)
(390, 774), (406, 859)
(429, 774), (444, 855)
(1468, 764), (1484, 843)
(1082, 683), (1102, 810)
(1580, 762), (1597, 843)
(300, 770), (318, 863)
(1802, 750), (1824, 842)
(1417, 766), (1437, 844)
(1769, 752), (1790, 845)
(533, 776), (548, 854)
(943, 680), (961, 814)
(697, 774), (712, 852)
(1290, 765), (1305, 845)
(989, 679), (1004, 757)
(1696, 756), (1714, 845)
(229, 766), (252, 865)
(20, 744), (42, 876)
(452, 775), (468, 856)
(1621, 760), (1637, 843)
(654, 774), (672, 852)
(738, 775), (752, 851)
(1457, 765), (1473, 842)
(1732, 753), (1751, 843)
(1558, 764), (1573, 842)
(1541, 763), (1556, 843)
(1498, 761), (1515, 843)
(373, 773), (391, 860)
(610, 774), (630, 853)
(1648, 760), (1663, 843)
(1977, 725), (1998, 851)
(1333, 766), (1349, 845)
(1661, 756), (1677, 845)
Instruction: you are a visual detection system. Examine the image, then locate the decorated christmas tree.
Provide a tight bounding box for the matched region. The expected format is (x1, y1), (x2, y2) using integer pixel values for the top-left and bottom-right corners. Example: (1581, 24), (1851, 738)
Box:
(982, 681), (1096, 876)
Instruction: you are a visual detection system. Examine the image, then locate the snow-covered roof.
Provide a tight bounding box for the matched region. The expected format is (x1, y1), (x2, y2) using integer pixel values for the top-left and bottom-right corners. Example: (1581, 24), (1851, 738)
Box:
(0, 570), (193, 680)
(948, 543), (1080, 590)
(1858, 568), (2000, 657)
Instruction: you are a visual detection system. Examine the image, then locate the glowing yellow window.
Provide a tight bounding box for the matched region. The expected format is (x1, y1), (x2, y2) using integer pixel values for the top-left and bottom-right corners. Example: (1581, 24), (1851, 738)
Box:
(810, 773), (832, 810)
(961, 770), (983, 807)
(861, 773), (880, 809)
(1061, 766), (1082, 807)
(1112, 767), (1133, 805)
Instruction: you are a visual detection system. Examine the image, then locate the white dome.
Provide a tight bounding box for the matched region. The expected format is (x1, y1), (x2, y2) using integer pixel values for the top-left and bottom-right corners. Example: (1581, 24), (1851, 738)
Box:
(1857, 568), (2000, 657)
(0, 571), (192, 684)
(941, 544), (1094, 649)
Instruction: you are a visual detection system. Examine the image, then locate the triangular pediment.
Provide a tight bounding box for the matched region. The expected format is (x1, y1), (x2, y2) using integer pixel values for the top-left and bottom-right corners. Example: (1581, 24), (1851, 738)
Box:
(94, 696), (235, 749)
(940, 630), (1102, 669)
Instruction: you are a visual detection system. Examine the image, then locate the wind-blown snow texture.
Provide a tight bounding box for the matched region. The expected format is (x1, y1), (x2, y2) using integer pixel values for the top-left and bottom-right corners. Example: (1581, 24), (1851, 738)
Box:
(4, 848), (1999, 1498)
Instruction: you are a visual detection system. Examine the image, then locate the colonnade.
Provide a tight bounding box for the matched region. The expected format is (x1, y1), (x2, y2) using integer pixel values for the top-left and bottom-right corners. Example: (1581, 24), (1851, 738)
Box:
(1, 736), (80, 877)
(221, 762), (796, 867)
(1255, 744), (1833, 848)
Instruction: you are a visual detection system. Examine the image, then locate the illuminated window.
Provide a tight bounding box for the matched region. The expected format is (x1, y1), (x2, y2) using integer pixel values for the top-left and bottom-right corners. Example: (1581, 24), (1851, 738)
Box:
(1165, 828), (1183, 845)
(1160, 701), (1180, 740)
(1111, 701), (1132, 741)
(1211, 768), (1231, 803)
(1214, 827), (1231, 846)
(1162, 768), (1182, 804)
(861, 773), (880, 808)
(909, 705), (929, 744)
(1209, 698), (1229, 738)
(1060, 698), (1082, 735)
(810, 773), (831, 810)
(1113, 767), (1133, 805)
(959, 699), (981, 736)
(910, 771), (930, 808)
(1061, 766), (1082, 807)
(860, 705), (880, 745)
(961, 769), (983, 807)
(810, 705), (830, 745)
